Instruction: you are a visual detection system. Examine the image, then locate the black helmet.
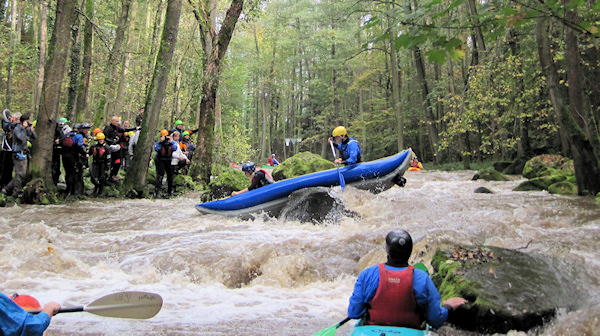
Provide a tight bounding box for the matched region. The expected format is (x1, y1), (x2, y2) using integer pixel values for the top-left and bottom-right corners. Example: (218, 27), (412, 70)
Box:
(386, 229), (413, 263)
(242, 162), (256, 173)
(73, 123), (81, 131)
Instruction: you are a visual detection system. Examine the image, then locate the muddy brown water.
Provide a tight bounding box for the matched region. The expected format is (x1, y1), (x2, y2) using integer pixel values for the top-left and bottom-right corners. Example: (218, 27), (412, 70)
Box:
(1, 170), (599, 335)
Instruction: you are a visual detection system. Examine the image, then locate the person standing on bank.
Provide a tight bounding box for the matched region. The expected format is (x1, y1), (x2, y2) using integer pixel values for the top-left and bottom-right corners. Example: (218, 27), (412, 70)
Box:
(329, 126), (362, 165)
(231, 162), (274, 196)
(2, 114), (37, 197)
(348, 229), (467, 329)
(154, 130), (178, 198)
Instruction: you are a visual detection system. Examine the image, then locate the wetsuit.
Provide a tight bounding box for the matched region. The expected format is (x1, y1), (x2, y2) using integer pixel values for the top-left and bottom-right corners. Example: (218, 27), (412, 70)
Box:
(154, 139), (177, 195)
(60, 131), (85, 195)
(248, 169), (274, 191)
(335, 137), (362, 165)
(89, 142), (111, 195)
(348, 264), (450, 329)
(0, 292), (50, 336)
(0, 119), (16, 188)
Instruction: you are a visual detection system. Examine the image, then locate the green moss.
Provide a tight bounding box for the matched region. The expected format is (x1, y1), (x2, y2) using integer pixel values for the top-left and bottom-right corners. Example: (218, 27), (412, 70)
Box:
(478, 168), (506, 181)
(208, 170), (248, 199)
(272, 151), (335, 180)
(174, 174), (198, 192)
(513, 181), (545, 192)
(523, 155), (574, 179)
(548, 181), (577, 195)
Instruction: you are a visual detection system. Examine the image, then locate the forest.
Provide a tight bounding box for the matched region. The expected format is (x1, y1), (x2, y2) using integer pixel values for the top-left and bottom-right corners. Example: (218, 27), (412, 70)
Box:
(0, 0), (599, 197)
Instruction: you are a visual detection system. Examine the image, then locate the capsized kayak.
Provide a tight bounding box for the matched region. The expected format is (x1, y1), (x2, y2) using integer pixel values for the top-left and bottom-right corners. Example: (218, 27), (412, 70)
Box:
(196, 149), (414, 217)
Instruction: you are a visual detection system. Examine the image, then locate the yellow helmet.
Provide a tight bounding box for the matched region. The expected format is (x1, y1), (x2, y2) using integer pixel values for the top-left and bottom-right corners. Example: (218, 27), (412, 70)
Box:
(96, 132), (106, 140)
(332, 126), (347, 137)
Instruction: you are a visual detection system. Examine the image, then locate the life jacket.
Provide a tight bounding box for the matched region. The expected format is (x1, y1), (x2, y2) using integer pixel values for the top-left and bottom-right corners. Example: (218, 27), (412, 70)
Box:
(92, 145), (108, 161)
(253, 168), (274, 186)
(158, 141), (174, 158)
(367, 264), (422, 329)
(61, 133), (74, 147)
(339, 139), (362, 164)
(180, 142), (188, 151)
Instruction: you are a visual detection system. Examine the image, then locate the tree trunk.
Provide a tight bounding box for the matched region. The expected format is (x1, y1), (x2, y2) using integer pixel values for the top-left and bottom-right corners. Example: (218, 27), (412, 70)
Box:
(563, 12), (600, 196)
(123, 0), (182, 194)
(507, 28), (531, 159)
(65, 9), (82, 122)
(387, 3), (403, 152)
(30, 0), (77, 192)
(75, 0), (93, 124)
(413, 45), (441, 163)
(190, 0), (244, 182)
(95, 0), (132, 126)
(115, 0), (138, 121)
(5, 0), (18, 108)
(34, 0), (48, 117)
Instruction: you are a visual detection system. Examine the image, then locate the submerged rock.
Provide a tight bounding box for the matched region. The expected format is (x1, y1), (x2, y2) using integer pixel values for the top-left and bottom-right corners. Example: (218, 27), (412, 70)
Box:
(279, 187), (357, 224)
(431, 246), (582, 334)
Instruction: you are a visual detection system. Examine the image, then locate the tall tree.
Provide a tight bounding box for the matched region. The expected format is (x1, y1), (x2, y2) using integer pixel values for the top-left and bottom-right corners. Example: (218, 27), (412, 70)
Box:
(34, 0), (49, 117)
(123, 0), (182, 194)
(75, 0), (93, 124)
(30, 0), (77, 193)
(190, 0), (244, 182)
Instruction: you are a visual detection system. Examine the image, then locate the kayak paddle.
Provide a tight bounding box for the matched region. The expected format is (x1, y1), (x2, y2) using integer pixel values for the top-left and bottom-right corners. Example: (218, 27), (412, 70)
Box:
(329, 139), (346, 192)
(30, 291), (162, 319)
(311, 317), (351, 336)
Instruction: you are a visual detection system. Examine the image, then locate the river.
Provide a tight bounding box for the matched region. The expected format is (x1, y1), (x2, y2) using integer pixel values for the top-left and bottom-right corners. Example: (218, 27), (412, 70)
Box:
(1, 170), (599, 335)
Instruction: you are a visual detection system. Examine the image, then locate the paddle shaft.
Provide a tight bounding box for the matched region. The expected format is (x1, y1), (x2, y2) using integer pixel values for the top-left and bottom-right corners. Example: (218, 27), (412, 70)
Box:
(329, 140), (346, 191)
(337, 317), (351, 327)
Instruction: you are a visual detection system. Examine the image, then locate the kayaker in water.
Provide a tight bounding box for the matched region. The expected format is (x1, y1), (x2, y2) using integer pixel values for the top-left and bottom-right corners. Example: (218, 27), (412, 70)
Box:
(0, 292), (60, 336)
(231, 162), (274, 196)
(329, 126), (362, 165)
(348, 229), (467, 329)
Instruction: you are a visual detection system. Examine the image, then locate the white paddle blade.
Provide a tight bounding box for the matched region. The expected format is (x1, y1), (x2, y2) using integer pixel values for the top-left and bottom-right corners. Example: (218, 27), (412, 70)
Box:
(85, 291), (162, 319)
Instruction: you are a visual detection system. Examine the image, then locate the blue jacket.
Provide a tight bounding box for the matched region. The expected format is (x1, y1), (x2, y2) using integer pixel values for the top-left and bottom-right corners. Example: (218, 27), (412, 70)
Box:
(348, 264), (449, 329)
(0, 292), (50, 336)
(11, 124), (37, 153)
(335, 137), (361, 165)
(154, 140), (178, 160)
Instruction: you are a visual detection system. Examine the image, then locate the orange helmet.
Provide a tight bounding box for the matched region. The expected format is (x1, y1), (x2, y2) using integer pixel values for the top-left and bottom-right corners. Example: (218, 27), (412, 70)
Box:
(160, 129), (169, 136)
(93, 128), (102, 136)
(12, 294), (42, 311)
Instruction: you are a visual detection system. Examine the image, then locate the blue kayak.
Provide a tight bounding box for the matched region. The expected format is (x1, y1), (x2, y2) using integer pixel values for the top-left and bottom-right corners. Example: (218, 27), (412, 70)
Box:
(196, 149), (413, 217)
(350, 324), (429, 336)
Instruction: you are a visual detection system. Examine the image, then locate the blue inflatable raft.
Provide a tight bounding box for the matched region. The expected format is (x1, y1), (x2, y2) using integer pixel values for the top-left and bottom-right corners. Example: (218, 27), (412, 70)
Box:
(196, 149), (413, 217)
(349, 324), (430, 336)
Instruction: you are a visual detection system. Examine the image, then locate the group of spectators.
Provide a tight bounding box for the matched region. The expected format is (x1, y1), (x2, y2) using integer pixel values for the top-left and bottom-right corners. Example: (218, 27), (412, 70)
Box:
(0, 105), (196, 198)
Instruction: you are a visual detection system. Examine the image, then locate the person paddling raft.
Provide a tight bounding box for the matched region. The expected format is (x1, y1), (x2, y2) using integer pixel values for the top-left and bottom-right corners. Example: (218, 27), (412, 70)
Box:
(329, 126), (362, 165)
(231, 162), (274, 196)
(0, 292), (60, 336)
(348, 229), (467, 329)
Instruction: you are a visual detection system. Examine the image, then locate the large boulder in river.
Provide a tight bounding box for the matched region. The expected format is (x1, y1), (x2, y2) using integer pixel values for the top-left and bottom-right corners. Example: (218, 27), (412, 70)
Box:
(514, 155), (577, 195)
(431, 246), (582, 334)
(272, 152), (335, 181)
(278, 187), (357, 223)
(206, 170), (248, 200)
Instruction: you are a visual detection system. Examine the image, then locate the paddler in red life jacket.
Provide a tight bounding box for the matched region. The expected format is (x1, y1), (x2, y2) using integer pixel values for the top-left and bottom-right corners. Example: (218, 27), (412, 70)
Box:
(88, 132), (111, 195)
(0, 292), (60, 336)
(348, 230), (467, 329)
(231, 162), (274, 196)
(154, 129), (178, 198)
(329, 126), (362, 165)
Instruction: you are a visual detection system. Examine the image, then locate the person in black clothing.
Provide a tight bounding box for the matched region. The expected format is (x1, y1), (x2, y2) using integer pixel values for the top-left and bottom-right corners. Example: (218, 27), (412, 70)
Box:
(135, 106), (144, 127)
(1, 110), (19, 188)
(231, 162), (274, 196)
(103, 116), (136, 181)
(89, 132), (111, 195)
(154, 129), (177, 198)
(2, 114), (36, 197)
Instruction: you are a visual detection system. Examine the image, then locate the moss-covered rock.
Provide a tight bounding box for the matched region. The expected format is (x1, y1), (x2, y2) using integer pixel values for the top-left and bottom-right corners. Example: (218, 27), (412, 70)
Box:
(174, 174), (198, 192)
(208, 170), (248, 200)
(548, 181), (578, 195)
(272, 152), (335, 181)
(513, 180), (546, 192)
(477, 168), (506, 181)
(522, 155), (574, 179)
(431, 246), (582, 334)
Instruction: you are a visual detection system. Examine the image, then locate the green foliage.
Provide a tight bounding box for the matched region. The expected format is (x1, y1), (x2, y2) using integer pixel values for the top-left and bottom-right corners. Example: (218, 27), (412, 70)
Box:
(272, 151), (335, 180)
